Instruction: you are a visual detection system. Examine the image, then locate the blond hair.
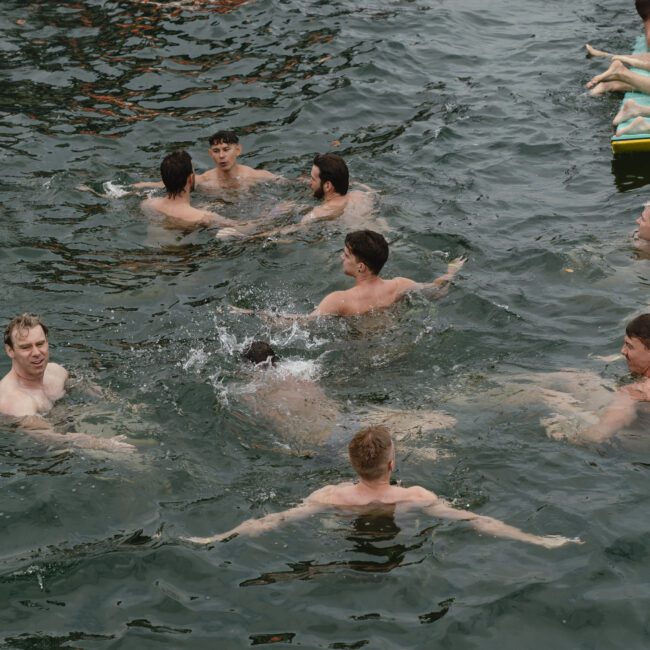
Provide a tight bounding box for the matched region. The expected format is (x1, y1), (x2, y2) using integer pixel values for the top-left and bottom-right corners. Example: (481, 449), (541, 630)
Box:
(348, 425), (393, 481)
(4, 313), (48, 348)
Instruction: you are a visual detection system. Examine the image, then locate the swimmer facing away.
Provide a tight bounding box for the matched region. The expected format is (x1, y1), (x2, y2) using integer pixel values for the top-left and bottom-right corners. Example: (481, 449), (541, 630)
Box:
(183, 425), (582, 548)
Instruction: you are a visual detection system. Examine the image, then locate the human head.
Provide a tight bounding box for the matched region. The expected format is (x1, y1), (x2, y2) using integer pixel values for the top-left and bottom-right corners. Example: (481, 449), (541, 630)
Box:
(160, 150), (194, 197)
(343, 230), (389, 276)
(637, 202), (650, 241)
(208, 130), (241, 172)
(4, 313), (48, 349)
(636, 0), (650, 21)
(312, 153), (349, 198)
(242, 340), (278, 366)
(623, 314), (650, 375)
(348, 425), (394, 481)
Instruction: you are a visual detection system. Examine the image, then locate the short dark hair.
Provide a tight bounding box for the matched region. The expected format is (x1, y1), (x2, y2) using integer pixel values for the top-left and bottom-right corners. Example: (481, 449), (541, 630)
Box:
(636, 0), (650, 21)
(209, 130), (239, 146)
(348, 425), (393, 481)
(344, 230), (389, 275)
(4, 313), (48, 348)
(626, 314), (650, 348)
(242, 341), (278, 365)
(313, 153), (349, 195)
(160, 150), (193, 198)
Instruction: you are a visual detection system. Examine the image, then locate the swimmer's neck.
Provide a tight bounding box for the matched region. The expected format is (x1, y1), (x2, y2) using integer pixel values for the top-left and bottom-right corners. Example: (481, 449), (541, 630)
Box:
(215, 164), (246, 181)
(353, 272), (382, 288)
(356, 474), (392, 492)
(322, 190), (346, 205)
(10, 367), (46, 390)
(163, 190), (191, 205)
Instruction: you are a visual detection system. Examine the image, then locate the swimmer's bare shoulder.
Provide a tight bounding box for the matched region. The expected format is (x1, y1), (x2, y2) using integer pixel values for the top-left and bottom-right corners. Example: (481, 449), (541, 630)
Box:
(0, 383), (38, 417)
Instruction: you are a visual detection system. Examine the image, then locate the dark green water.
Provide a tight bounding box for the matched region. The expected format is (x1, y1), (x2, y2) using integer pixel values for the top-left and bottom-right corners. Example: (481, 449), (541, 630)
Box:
(1, 0), (650, 648)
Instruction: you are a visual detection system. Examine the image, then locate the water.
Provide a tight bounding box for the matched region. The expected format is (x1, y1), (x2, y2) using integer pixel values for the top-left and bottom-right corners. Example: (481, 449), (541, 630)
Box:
(1, 0), (650, 647)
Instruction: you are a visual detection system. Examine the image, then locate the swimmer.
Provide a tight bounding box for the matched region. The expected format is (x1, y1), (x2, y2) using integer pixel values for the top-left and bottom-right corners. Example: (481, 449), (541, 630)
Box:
(140, 150), (248, 231)
(134, 130), (279, 192)
(238, 341), (455, 455)
(184, 425), (581, 547)
(221, 153), (376, 239)
(634, 202), (650, 251)
(313, 231), (465, 317)
(0, 313), (135, 452)
(548, 314), (650, 445)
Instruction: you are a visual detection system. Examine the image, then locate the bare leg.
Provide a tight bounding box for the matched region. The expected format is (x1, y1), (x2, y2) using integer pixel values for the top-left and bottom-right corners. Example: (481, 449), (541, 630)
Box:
(616, 115), (650, 136)
(590, 80), (635, 97)
(587, 60), (650, 94)
(585, 43), (612, 58)
(613, 99), (650, 125)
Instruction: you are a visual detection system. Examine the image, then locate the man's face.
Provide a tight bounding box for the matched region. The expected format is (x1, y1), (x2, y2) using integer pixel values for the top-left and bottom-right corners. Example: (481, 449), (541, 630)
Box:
(5, 325), (49, 379)
(621, 335), (650, 376)
(341, 245), (359, 277)
(636, 204), (650, 241)
(208, 141), (241, 172)
(310, 165), (325, 200)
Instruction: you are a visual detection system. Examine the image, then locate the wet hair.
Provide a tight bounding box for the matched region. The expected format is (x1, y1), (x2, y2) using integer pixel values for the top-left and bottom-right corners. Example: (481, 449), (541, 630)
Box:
(344, 230), (389, 275)
(636, 0), (650, 21)
(313, 153), (349, 195)
(626, 314), (650, 349)
(160, 150), (193, 198)
(209, 130), (239, 146)
(348, 425), (393, 481)
(4, 313), (48, 348)
(242, 341), (279, 365)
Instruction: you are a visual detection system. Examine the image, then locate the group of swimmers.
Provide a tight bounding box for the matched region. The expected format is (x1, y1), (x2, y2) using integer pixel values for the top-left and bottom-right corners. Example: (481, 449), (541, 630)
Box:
(3, 99), (650, 547)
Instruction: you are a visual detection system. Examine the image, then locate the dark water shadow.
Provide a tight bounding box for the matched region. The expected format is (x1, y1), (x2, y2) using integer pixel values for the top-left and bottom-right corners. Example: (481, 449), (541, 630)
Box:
(611, 153), (650, 192)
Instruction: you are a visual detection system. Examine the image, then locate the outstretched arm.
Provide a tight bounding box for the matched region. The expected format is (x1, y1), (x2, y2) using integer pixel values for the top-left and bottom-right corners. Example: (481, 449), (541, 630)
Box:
(132, 181), (164, 189)
(18, 415), (136, 453)
(424, 499), (582, 548)
(403, 256), (467, 300)
(183, 499), (323, 545)
(572, 390), (638, 444)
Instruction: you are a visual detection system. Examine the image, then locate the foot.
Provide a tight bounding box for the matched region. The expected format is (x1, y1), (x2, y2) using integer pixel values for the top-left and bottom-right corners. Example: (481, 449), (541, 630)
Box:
(616, 115), (650, 136)
(585, 43), (610, 58)
(613, 98), (643, 125)
(589, 80), (634, 97)
(586, 59), (627, 89)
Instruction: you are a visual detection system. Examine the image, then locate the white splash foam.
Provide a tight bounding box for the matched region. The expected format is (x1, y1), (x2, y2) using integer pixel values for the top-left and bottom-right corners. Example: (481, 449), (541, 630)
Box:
(102, 181), (130, 198)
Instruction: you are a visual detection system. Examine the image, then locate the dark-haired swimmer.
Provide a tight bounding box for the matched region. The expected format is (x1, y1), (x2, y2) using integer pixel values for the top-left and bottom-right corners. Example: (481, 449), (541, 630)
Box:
(184, 425), (581, 547)
(237, 341), (455, 455)
(134, 130), (279, 192)
(140, 150), (250, 232)
(219, 153), (376, 239)
(548, 314), (650, 445)
(0, 313), (135, 453)
(313, 231), (465, 317)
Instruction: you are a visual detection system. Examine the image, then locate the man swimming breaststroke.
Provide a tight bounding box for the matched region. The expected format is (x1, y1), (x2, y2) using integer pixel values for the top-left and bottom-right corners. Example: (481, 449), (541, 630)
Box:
(237, 341), (456, 455)
(548, 314), (650, 445)
(140, 150), (249, 232)
(0, 314), (135, 452)
(183, 425), (581, 547)
(134, 130), (280, 192)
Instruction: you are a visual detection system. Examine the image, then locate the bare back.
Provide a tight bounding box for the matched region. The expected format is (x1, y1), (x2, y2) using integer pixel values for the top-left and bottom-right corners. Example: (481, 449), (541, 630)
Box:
(141, 197), (220, 230)
(307, 482), (437, 508)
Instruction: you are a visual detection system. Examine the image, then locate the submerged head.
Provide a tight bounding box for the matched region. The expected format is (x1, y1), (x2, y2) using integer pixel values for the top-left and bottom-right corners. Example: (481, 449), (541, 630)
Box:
(348, 425), (395, 481)
(311, 153), (349, 199)
(242, 340), (279, 367)
(4, 313), (50, 377)
(160, 150), (194, 197)
(623, 314), (650, 376)
(343, 230), (389, 277)
(636, 202), (650, 241)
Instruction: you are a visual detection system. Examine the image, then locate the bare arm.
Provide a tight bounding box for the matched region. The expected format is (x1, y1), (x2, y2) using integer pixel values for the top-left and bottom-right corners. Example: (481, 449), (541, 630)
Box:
(183, 499), (324, 545)
(132, 181), (164, 189)
(424, 499), (582, 548)
(18, 415), (136, 453)
(573, 390), (638, 444)
(403, 256), (467, 300)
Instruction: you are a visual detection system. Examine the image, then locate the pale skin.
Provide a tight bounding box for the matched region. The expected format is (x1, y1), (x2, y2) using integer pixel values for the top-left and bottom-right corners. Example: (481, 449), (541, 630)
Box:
(217, 165), (373, 240)
(134, 140), (278, 192)
(548, 334), (650, 445)
(586, 59), (650, 97)
(0, 324), (135, 453)
(183, 440), (581, 548)
(313, 248), (466, 317)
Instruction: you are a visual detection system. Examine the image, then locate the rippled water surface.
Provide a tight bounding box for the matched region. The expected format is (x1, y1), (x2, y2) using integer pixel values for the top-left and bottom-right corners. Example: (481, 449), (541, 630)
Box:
(2, 0), (650, 648)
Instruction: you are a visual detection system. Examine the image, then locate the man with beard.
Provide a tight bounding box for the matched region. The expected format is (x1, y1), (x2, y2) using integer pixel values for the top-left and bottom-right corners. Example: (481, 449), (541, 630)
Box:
(141, 150), (246, 231)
